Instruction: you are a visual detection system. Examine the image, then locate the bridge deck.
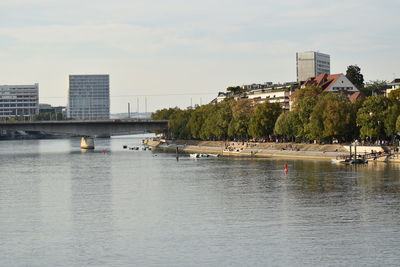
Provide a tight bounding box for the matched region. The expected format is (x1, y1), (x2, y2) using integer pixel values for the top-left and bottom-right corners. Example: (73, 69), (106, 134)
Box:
(0, 119), (168, 136)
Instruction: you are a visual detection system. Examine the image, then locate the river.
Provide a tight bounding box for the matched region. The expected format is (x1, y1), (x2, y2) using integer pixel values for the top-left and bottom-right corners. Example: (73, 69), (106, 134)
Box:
(1, 136), (400, 266)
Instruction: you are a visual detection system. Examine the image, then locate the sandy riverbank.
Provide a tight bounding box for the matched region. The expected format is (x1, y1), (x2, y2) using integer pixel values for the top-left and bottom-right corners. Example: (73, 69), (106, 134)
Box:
(144, 139), (349, 160)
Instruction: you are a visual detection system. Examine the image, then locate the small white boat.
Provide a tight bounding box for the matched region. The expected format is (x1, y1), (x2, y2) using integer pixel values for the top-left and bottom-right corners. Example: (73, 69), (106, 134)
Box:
(331, 158), (350, 164)
(190, 153), (200, 158)
(331, 157), (367, 164)
(190, 153), (219, 159)
(350, 158), (368, 164)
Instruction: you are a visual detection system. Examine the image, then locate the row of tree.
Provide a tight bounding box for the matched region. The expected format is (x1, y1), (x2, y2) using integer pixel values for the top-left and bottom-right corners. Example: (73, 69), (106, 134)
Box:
(152, 99), (282, 140)
(273, 86), (399, 142)
(0, 112), (65, 121)
(152, 87), (400, 143)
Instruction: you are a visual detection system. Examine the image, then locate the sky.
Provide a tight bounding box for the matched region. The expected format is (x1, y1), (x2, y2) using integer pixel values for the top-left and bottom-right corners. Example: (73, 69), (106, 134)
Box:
(0, 0), (399, 113)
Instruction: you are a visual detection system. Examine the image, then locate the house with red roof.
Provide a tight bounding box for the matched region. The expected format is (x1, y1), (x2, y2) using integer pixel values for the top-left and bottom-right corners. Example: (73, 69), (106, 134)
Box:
(302, 73), (358, 92)
(300, 73), (361, 103)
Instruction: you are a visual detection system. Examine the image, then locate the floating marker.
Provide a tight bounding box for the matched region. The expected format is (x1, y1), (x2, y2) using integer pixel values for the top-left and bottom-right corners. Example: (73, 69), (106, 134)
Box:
(284, 163), (289, 174)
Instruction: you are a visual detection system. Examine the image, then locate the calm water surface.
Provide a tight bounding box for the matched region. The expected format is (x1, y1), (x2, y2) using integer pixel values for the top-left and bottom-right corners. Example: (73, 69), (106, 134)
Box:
(1, 136), (400, 266)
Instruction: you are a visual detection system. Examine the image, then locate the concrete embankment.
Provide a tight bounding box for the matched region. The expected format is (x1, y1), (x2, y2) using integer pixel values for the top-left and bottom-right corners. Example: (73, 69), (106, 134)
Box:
(144, 139), (349, 160)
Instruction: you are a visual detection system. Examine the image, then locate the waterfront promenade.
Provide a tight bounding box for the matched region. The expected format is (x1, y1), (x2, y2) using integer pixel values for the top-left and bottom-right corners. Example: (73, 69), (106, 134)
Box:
(144, 139), (398, 161)
(145, 139), (347, 160)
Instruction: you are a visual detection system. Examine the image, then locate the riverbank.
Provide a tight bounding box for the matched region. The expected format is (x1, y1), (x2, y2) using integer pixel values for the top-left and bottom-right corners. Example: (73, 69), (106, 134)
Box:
(144, 139), (351, 160)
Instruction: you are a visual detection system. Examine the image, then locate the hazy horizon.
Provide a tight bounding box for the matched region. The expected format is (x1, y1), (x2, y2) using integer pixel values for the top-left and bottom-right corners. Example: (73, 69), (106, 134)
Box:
(1, 0), (399, 112)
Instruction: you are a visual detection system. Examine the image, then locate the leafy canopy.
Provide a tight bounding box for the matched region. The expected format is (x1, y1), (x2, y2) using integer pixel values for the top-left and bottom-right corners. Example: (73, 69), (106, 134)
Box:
(248, 101), (282, 138)
(356, 95), (389, 139)
(346, 65), (364, 89)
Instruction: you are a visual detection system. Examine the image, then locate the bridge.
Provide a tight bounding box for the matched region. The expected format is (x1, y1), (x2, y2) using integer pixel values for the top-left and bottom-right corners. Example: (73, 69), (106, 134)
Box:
(0, 119), (168, 149)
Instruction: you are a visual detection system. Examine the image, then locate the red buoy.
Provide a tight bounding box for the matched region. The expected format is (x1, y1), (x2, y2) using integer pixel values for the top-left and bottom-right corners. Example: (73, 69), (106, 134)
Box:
(284, 163), (288, 174)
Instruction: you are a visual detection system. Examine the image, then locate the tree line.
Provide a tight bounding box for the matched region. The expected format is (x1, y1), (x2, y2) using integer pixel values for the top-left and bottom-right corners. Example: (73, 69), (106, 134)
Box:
(0, 112), (65, 121)
(152, 86), (400, 144)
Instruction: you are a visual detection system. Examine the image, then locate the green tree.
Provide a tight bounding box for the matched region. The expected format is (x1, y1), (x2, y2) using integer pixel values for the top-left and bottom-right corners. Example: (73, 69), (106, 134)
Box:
(199, 104), (219, 140)
(346, 65), (364, 89)
(34, 112), (64, 121)
(208, 100), (233, 140)
(360, 80), (388, 96)
(226, 86), (244, 95)
(308, 93), (355, 142)
(274, 111), (301, 141)
(152, 107), (180, 120)
(152, 107), (181, 135)
(356, 96), (390, 139)
(228, 99), (253, 139)
(396, 115), (400, 134)
(384, 103), (400, 138)
(383, 93), (400, 138)
(290, 85), (322, 139)
(248, 101), (282, 138)
(169, 109), (192, 139)
(388, 88), (400, 101)
(187, 100), (233, 140)
(187, 105), (207, 139)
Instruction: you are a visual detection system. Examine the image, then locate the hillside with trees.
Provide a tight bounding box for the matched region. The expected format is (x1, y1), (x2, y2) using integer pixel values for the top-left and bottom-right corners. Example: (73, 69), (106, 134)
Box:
(153, 86), (400, 144)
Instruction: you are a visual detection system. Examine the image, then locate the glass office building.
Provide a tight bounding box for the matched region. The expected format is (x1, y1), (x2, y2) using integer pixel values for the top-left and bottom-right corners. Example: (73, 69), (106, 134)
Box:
(68, 75), (110, 120)
(0, 84), (39, 118)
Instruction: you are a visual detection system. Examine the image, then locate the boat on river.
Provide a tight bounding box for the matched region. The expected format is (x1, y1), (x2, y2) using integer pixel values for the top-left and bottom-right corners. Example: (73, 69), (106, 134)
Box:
(332, 142), (369, 165)
(331, 158), (351, 164)
(331, 157), (367, 164)
(190, 153), (219, 159)
(222, 148), (242, 155)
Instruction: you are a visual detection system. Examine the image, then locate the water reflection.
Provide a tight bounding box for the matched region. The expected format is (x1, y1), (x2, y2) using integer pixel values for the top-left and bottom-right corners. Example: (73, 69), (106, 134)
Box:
(0, 151), (42, 265)
(69, 143), (113, 265)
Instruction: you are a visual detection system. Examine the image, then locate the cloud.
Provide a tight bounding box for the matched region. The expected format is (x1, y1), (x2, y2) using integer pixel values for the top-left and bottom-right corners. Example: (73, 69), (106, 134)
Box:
(0, 0), (399, 111)
(0, 0), (50, 6)
(0, 22), (298, 60)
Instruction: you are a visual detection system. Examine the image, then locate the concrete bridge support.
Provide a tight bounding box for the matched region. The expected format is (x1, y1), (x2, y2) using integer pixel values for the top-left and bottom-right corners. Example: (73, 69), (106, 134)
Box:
(81, 136), (95, 149)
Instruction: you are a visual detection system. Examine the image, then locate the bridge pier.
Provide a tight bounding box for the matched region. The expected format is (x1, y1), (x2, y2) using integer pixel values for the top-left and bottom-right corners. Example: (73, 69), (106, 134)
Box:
(81, 136), (95, 149)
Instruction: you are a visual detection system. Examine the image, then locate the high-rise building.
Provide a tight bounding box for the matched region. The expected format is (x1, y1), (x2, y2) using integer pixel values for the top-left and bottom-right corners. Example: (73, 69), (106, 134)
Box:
(0, 84), (39, 118)
(296, 51), (330, 82)
(68, 75), (110, 120)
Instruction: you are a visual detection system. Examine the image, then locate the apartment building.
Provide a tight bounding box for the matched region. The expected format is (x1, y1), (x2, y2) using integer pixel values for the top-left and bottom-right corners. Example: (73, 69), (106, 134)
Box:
(212, 82), (297, 110)
(0, 84), (39, 118)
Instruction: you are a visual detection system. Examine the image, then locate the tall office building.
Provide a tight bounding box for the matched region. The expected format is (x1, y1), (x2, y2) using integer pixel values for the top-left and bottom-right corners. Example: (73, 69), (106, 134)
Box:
(296, 51), (330, 82)
(0, 84), (39, 118)
(68, 75), (110, 120)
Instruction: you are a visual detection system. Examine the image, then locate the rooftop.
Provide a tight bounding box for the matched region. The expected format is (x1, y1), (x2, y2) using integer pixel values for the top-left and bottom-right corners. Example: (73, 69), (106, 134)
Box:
(389, 79), (400, 84)
(302, 73), (342, 91)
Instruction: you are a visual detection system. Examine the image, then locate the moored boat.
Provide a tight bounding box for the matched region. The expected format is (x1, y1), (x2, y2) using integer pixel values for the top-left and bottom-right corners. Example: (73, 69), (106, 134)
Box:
(190, 153), (200, 158)
(331, 158), (350, 164)
(190, 153), (219, 159)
